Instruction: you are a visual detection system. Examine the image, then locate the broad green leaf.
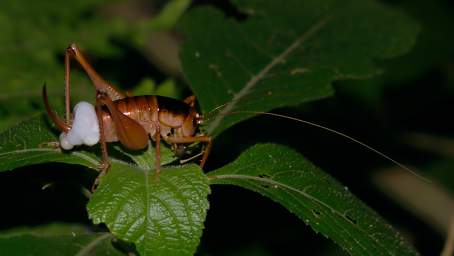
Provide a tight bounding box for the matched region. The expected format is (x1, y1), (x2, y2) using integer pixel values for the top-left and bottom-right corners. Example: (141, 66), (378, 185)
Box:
(0, 224), (122, 256)
(0, 114), (177, 172)
(208, 144), (419, 255)
(180, 0), (419, 136)
(0, 115), (100, 171)
(87, 162), (210, 256)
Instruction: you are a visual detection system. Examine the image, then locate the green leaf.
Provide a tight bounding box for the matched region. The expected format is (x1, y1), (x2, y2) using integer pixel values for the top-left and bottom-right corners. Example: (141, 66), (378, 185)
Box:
(114, 142), (177, 170)
(0, 113), (178, 172)
(180, 0), (419, 136)
(0, 115), (100, 171)
(208, 144), (419, 255)
(87, 162), (210, 256)
(0, 224), (122, 256)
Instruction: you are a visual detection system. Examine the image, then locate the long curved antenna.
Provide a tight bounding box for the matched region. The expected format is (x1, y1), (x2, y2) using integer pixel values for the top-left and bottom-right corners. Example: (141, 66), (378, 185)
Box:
(227, 110), (431, 183)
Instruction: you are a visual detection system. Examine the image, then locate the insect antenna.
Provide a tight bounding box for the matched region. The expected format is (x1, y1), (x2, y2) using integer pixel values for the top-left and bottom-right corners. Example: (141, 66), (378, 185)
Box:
(207, 108), (430, 183)
(201, 92), (276, 122)
(201, 102), (231, 122)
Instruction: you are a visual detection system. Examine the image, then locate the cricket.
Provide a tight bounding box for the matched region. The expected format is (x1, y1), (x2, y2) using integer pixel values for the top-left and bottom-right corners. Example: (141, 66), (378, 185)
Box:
(43, 43), (212, 179)
(43, 43), (426, 185)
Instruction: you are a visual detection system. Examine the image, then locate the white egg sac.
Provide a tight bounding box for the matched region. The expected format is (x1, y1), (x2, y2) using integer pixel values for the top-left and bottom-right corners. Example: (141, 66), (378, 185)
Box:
(59, 101), (100, 150)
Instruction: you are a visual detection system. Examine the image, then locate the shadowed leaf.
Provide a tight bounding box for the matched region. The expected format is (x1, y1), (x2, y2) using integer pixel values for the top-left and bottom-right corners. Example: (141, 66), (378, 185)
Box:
(180, 0), (419, 136)
(209, 144), (419, 255)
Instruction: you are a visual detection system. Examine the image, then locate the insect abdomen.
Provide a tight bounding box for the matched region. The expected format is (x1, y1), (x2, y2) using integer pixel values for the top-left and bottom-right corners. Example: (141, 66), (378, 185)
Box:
(101, 95), (193, 142)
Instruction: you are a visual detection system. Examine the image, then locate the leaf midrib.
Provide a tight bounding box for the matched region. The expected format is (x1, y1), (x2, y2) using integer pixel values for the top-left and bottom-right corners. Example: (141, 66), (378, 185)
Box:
(206, 16), (331, 134)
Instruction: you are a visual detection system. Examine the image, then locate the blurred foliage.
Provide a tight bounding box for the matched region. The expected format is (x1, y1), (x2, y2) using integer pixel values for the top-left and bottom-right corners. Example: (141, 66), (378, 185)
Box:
(0, 0), (127, 130)
(132, 78), (180, 98)
(339, 0), (454, 108)
(134, 0), (191, 43)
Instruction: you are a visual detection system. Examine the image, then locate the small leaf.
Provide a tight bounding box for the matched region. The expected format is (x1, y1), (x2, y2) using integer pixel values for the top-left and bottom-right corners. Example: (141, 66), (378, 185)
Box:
(208, 144), (419, 255)
(180, 0), (419, 136)
(0, 115), (100, 172)
(87, 162), (210, 256)
(0, 224), (122, 256)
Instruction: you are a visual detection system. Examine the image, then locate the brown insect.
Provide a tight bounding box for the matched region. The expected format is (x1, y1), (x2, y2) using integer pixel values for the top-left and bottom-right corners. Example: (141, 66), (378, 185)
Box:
(43, 43), (212, 177)
(43, 44), (427, 187)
